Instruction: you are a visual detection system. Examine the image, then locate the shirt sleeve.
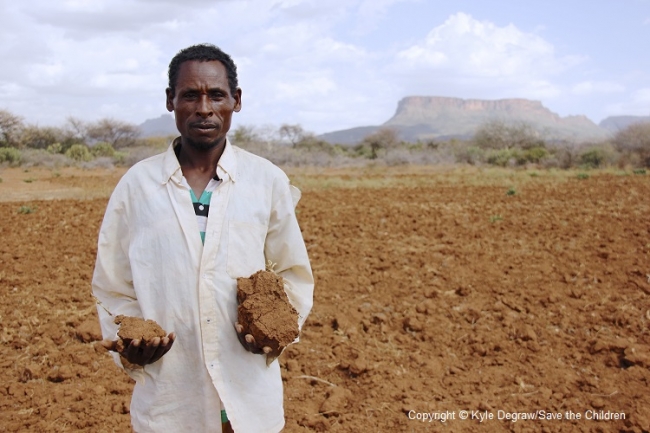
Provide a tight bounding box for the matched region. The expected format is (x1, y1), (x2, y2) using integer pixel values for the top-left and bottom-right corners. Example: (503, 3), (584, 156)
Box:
(92, 188), (146, 381)
(264, 174), (314, 332)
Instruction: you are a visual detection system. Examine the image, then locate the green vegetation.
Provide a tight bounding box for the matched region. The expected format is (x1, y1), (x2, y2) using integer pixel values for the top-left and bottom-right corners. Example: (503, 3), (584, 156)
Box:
(506, 187), (516, 196)
(2, 109), (650, 170)
(23, 178), (36, 183)
(633, 169), (646, 175)
(0, 147), (22, 164)
(577, 173), (590, 180)
(65, 144), (92, 162)
(18, 205), (35, 214)
(489, 215), (503, 223)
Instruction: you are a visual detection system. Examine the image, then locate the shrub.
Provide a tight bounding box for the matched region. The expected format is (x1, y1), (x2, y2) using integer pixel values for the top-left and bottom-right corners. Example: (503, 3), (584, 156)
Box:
(65, 144), (92, 161)
(579, 148), (606, 168)
(47, 142), (63, 154)
(0, 147), (22, 165)
(454, 144), (484, 165)
(521, 146), (549, 164)
(91, 142), (116, 157)
(486, 148), (518, 167)
(613, 122), (650, 167)
(21, 149), (71, 168)
(474, 120), (546, 150)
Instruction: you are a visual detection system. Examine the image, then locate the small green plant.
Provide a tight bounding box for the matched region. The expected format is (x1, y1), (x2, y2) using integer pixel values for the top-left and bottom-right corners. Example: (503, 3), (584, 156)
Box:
(633, 169), (646, 175)
(53, 170), (61, 177)
(490, 215), (503, 223)
(577, 173), (589, 180)
(23, 178), (36, 183)
(46, 142), (63, 154)
(18, 205), (35, 214)
(579, 148), (605, 168)
(528, 172), (539, 177)
(65, 144), (92, 162)
(0, 147), (22, 164)
(91, 142), (116, 158)
(506, 187), (516, 196)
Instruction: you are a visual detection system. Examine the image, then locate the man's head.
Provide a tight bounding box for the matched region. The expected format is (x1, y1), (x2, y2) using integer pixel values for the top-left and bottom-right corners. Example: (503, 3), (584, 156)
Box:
(168, 44), (238, 98)
(166, 44), (242, 151)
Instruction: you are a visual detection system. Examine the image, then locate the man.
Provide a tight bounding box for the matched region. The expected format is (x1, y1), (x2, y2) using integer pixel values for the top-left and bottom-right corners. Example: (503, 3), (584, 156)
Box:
(93, 44), (314, 433)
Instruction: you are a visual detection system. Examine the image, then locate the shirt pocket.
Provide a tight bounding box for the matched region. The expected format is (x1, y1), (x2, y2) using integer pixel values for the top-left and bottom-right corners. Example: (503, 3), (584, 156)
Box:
(226, 220), (267, 278)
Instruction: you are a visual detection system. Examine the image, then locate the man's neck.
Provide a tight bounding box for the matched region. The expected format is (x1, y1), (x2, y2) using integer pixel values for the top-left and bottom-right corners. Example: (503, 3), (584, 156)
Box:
(177, 138), (226, 174)
(176, 138), (226, 196)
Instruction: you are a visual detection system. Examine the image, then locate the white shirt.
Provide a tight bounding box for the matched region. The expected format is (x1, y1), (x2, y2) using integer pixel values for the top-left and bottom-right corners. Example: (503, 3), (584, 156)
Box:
(92, 139), (314, 433)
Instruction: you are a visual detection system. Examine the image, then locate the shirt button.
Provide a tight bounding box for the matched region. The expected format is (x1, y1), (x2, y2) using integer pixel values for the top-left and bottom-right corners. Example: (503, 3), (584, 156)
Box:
(207, 318), (212, 324)
(210, 363), (215, 369)
(199, 205), (204, 211)
(202, 274), (208, 280)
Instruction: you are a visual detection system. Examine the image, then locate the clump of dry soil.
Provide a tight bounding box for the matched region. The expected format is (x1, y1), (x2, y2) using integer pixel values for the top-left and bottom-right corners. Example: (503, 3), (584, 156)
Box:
(114, 315), (166, 352)
(237, 270), (299, 360)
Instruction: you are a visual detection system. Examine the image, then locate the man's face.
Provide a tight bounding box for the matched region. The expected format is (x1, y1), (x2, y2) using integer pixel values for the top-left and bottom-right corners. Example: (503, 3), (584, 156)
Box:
(166, 60), (242, 151)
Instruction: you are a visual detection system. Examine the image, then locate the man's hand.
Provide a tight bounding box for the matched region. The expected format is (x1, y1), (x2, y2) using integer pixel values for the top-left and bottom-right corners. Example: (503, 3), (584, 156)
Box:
(100, 332), (176, 367)
(234, 322), (272, 355)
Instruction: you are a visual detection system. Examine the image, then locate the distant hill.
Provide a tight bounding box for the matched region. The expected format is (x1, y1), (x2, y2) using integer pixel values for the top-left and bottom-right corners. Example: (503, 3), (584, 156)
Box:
(138, 114), (177, 137)
(320, 96), (611, 145)
(599, 115), (650, 133)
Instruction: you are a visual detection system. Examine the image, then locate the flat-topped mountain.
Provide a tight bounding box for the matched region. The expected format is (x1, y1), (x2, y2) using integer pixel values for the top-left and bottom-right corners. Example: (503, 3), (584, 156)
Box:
(320, 96), (611, 144)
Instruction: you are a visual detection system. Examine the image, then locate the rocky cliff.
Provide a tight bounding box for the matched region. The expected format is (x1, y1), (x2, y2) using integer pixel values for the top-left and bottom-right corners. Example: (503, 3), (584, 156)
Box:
(320, 96), (611, 145)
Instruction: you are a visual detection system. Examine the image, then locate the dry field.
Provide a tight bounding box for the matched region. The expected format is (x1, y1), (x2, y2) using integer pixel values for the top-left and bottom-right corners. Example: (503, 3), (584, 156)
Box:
(1, 166), (649, 432)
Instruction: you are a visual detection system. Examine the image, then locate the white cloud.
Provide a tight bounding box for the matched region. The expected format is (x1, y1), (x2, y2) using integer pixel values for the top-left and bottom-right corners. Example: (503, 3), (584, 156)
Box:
(397, 12), (582, 77)
(604, 88), (650, 117)
(388, 12), (584, 104)
(0, 2), (643, 134)
(572, 81), (625, 96)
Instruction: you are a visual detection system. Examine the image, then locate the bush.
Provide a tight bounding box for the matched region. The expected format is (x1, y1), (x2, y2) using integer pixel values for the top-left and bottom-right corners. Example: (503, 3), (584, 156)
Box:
(486, 148), (519, 167)
(613, 122), (650, 167)
(474, 120), (546, 150)
(91, 142), (116, 157)
(579, 148), (606, 168)
(521, 146), (549, 164)
(65, 144), (92, 161)
(0, 147), (22, 165)
(453, 144), (484, 165)
(47, 142), (63, 154)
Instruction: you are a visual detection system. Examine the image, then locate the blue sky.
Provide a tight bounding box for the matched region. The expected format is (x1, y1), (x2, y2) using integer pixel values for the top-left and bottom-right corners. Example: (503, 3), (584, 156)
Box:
(1, 0), (648, 134)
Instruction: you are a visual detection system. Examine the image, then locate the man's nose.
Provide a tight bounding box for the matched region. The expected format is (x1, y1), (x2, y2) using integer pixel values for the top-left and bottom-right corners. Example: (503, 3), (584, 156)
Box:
(196, 95), (213, 117)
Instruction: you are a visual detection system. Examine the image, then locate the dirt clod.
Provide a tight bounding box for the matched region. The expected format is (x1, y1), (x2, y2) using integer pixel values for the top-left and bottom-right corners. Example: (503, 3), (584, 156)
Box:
(114, 315), (166, 352)
(237, 270), (299, 359)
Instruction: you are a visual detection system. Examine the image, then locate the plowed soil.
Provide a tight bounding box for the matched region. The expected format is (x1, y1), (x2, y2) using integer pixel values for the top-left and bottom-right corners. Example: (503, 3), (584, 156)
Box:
(1, 167), (649, 432)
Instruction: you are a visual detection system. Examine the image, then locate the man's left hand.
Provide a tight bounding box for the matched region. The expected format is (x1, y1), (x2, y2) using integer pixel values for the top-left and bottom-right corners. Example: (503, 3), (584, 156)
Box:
(234, 322), (273, 355)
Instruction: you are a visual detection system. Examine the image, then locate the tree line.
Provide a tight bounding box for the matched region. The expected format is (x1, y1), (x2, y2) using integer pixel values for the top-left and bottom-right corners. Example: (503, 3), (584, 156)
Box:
(1, 108), (649, 169)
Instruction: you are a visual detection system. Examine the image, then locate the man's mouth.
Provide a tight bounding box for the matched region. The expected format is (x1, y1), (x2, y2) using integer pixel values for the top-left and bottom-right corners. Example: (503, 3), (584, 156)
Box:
(191, 122), (219, 131)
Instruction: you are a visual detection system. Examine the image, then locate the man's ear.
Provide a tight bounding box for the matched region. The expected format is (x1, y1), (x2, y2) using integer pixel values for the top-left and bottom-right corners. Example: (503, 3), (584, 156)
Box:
(165, 88), (174, 112)
(233, 87), (242, 113)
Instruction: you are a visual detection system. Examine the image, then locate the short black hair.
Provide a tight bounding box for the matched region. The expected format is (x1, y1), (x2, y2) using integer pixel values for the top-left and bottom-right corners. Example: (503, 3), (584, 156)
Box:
(168, 43), (239, 97)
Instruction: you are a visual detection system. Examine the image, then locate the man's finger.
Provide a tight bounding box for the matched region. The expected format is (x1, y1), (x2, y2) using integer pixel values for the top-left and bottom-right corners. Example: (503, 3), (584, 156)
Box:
(140, 337), (161, 361)
(263, 346), (272, 354)
(99, 339), (118, 351)
(234, 323), (244, 334)
(245, 334), (255, 344)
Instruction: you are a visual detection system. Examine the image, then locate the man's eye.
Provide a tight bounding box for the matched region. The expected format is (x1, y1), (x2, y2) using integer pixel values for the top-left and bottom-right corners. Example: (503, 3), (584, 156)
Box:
(183, 92), (198, 99)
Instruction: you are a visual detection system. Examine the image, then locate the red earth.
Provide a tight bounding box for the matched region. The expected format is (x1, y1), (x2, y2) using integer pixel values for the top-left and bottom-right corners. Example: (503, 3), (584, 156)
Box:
(1, 168), (649, 432)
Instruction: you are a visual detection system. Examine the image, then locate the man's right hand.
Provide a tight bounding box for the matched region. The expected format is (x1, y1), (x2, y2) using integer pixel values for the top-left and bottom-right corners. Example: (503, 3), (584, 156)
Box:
(100, 332), (176, 367)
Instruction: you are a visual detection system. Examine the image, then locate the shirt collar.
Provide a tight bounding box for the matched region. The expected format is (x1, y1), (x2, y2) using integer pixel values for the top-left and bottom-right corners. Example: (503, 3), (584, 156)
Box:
(161, 137), (238, 184)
